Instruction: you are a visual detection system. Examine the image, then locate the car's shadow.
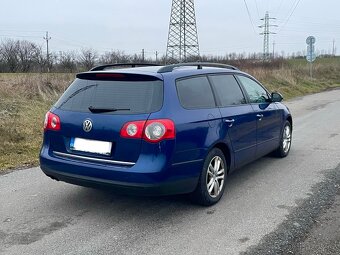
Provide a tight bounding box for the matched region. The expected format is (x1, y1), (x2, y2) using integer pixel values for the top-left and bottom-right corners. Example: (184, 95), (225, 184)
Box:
(49, 151), (295, 222)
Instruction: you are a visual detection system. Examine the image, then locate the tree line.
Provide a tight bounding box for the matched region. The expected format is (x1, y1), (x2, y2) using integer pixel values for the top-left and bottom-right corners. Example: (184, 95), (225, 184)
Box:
(0, 38), (334, 73)
(0, 39), (155, 73)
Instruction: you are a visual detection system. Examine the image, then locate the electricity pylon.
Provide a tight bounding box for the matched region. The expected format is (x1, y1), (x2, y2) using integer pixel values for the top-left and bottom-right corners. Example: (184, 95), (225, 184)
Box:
(259, 12), (277, 60)
(166, 0), (200, 63)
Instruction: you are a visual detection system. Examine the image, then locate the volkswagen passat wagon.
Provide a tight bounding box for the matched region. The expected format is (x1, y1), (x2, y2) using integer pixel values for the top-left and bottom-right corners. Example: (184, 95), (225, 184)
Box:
(40, 62), (292, 205)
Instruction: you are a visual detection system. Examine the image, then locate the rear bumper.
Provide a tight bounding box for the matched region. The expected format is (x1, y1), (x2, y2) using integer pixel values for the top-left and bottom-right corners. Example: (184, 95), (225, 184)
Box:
(40, 150), (202, 196)
(41, 167), (197, 196)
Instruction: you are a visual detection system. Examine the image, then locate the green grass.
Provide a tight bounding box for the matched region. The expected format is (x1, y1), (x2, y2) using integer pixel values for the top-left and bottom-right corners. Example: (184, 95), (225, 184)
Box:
(1, 58), (340, 171)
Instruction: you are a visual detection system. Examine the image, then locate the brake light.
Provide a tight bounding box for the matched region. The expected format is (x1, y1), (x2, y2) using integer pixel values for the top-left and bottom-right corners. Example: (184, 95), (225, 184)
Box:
(144, 119), (175, 143)
(120, 119), (175, 143)
(44, 111), (61, 131)
(96, 73), (126, 79)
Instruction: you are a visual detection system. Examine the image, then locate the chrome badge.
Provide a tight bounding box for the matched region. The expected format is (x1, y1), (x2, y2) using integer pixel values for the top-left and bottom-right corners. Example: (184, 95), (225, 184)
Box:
(83, 119), (93, 132)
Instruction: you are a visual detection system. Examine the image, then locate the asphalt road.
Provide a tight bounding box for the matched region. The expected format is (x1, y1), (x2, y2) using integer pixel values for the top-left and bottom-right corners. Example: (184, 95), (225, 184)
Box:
(1, 89), (340, 255)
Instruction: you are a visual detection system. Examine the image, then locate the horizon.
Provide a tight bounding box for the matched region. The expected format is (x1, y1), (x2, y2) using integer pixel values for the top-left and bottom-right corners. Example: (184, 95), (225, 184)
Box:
(0, 0), (339, 57)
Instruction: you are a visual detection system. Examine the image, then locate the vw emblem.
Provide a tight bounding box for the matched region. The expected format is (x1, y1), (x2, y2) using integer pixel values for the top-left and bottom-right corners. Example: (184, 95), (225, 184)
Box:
(83, 119), (93, 132)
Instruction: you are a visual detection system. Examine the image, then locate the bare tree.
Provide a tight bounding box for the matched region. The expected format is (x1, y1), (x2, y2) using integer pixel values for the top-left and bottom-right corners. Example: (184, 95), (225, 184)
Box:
(0, 39), (19, 72)
(78, 48), (97, 70)
(99, 50), (131, 64)
(58, 51), (77, 72)
(17, 40), (41, 72)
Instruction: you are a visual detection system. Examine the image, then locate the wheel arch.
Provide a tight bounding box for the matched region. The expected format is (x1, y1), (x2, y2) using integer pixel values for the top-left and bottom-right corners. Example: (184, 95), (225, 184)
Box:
(286, 115), (293, 130)
(211, 142), (233, 174)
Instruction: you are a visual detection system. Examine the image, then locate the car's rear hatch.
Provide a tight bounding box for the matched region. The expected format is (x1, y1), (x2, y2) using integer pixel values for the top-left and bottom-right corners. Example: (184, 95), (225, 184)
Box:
(48, 72), (163, 164)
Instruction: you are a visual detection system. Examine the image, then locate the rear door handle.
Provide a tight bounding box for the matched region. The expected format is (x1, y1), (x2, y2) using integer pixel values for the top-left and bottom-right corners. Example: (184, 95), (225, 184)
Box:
(256, 114), (264, 121)
(224, 119), (235, 127)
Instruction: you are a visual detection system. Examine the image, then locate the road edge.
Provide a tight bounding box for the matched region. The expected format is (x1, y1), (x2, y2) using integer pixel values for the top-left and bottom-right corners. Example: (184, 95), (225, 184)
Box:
(241, 163), (340, 255)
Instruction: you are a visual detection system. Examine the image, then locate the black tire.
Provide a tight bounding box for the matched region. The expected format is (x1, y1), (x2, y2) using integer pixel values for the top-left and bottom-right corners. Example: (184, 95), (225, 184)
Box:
(191, 148), (227, 206)
(274, 120), (292, 158)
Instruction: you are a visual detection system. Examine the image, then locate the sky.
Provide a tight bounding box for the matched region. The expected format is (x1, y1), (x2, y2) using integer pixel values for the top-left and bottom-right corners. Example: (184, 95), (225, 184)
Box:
(0, 0), (339, 58)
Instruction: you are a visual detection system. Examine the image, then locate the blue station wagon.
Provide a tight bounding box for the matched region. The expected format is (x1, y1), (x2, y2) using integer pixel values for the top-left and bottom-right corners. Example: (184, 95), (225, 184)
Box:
(40, 62), (292, 205)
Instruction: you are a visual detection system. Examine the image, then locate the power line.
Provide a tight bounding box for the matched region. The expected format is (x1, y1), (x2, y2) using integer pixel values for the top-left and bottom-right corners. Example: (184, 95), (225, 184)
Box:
(0, 34), (41, 39)
(279, 0), (302, 32)
(0, 29), (45, 33)
(254, 0), (260, 19)
(243, 0), (257, 34)
(274, 0), (285, 16)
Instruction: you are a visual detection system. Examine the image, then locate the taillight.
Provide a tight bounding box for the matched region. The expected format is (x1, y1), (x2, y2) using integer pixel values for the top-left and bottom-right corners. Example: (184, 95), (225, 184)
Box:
(120, 120), (146, 139)
(44, 111), (61, 131)
(120, 119), (175, 143)
(144, 119), (175, 143)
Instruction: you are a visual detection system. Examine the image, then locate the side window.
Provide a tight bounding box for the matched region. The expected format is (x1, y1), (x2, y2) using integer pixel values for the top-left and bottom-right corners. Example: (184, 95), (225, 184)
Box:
(209, 75), (246, 106)
(176, 76), (216, 109)
(237, 75), (269, 103)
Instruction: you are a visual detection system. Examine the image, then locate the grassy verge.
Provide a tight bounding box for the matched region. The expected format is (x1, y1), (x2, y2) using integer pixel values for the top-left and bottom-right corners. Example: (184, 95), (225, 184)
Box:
(245, 57), (340, 98)
(0, 58), (340, 171)
(0, 73), (73, 170)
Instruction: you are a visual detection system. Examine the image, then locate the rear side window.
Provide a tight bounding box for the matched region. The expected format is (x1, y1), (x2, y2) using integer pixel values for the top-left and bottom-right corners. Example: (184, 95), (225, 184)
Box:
(176, 76), (216, 109)
(54, 78), (163, 114)
(209, 75), (246, 106)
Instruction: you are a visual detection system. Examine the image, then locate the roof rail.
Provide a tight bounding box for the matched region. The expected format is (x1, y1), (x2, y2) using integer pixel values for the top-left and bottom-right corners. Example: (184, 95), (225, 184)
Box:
(90, 63), (160, 71)
(157, 62), (239, 73)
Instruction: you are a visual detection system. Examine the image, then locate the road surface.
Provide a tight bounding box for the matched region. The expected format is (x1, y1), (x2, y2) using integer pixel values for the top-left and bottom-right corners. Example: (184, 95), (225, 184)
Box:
(1, 89), (340, 255)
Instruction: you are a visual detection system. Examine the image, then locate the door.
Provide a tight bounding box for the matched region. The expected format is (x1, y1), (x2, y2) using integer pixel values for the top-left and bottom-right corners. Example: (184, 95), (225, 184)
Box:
(236, 75), (282, 157)
(209, 74), (257, 169)
(173, 75), (222, 164)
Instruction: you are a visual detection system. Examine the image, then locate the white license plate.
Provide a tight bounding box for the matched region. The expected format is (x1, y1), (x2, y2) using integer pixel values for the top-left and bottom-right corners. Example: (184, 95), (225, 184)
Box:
(70, 138), (112, 156)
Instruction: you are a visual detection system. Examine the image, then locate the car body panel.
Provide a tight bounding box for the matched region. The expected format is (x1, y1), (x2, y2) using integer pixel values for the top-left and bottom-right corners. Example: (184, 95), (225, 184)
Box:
(251, 102), (282, 157)
(218, 105), (257, 169)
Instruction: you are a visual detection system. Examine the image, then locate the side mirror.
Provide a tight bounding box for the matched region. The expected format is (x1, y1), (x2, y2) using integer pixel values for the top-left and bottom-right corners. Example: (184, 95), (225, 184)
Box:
(271, 92), (283, 102)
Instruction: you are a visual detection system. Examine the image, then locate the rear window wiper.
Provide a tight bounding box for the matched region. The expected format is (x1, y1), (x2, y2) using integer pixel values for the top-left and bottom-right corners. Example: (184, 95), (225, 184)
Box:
(88, 106), (131, 113)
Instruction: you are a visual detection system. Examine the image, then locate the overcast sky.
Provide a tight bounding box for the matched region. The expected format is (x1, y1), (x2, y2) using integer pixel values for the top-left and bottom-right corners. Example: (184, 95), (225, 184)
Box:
(0, 0), (339, 58)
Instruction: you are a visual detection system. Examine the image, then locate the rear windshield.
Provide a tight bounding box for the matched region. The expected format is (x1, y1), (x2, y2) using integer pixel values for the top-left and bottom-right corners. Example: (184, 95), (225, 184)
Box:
(54, 78), (163, 114)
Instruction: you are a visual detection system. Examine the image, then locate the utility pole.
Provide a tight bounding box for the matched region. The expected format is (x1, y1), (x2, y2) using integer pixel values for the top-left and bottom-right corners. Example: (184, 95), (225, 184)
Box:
(259, 12), (277, 60)
(155, 51), (159, 63)
(43, 31), (51, 72)
(142, 49), (145, 62)
(332, 39), (336, 57)
(273, 41), (276, 59)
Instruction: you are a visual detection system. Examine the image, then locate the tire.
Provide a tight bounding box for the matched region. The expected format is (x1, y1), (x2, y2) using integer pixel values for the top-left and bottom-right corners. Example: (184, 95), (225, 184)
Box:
(274, 120), (292, 158)
(191, 148), (227, 206)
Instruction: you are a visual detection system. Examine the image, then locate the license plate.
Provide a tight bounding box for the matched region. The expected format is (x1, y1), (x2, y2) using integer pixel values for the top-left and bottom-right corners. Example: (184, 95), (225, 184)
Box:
(70, 138), (112, 156)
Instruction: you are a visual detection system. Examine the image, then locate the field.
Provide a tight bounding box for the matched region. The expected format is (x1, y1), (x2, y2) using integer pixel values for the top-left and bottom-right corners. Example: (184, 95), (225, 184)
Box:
(245, 57), (340, 98)
(0, 58), (340, 171)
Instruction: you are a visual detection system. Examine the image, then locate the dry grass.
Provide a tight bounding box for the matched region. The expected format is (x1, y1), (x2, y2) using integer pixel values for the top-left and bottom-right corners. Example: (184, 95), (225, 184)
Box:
(0, 73), (73, 170)
(245, 57), (340, 99)
(1, 58), (340, 171)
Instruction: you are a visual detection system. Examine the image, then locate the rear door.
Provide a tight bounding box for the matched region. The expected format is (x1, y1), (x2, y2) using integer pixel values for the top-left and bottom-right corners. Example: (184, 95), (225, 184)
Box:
(50, 73), (163, 163)
(236, 75), (282, 157)
(173, 76), (222, 164)
(209, 74), (257, 169)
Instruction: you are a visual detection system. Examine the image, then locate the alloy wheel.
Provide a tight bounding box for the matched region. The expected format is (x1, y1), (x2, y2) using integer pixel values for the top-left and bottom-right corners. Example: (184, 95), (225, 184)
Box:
(206, 156), (225, 198)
